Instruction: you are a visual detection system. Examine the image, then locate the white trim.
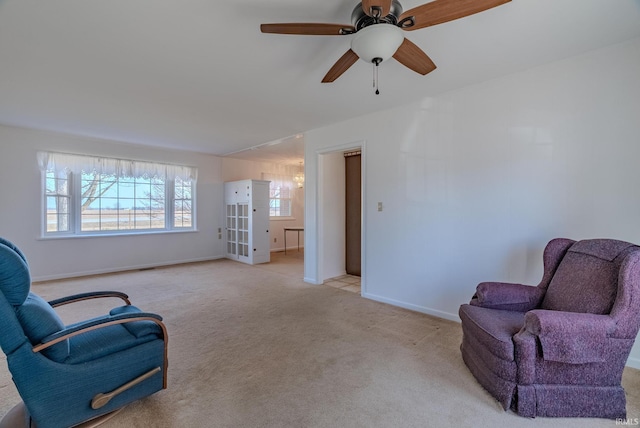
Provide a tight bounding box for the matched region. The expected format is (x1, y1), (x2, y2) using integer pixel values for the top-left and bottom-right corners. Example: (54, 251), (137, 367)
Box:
(312, 140), (366, 286)
(270, 246), (304, 253)
(359, 142), (367, 294)
(362, 292), (640, 369)
(626, 356), (640, 370)
(362, 292), (461, 323)
(38, 229), (198, 241)
(31, 255), (224, 282)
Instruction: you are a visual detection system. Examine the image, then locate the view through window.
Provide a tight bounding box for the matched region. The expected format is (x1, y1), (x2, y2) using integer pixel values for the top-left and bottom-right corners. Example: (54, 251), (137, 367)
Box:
(262, 173), (293, 218)
(39, 152), (196, 235)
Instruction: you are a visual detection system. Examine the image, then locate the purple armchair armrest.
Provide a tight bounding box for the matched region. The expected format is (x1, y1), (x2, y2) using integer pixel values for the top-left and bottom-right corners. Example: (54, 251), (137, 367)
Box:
(470, 282), (545, 312)
(523, 309), (616, 364)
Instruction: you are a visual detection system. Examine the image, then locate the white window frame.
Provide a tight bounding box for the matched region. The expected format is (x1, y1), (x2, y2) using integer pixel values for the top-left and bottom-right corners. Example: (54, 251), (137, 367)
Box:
(44, 169), (73, 233)
(172, 176), (195, 229)
(262, 173), (294, 219)
(39, 152), (197, 237)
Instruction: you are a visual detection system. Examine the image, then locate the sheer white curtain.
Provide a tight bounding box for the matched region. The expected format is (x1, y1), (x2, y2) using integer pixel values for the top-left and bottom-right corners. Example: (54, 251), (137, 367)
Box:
(37, 151), (198, 181)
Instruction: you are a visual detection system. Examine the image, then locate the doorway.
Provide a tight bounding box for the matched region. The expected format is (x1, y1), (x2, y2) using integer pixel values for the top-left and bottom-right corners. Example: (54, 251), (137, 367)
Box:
(315, 144), (364, 294)
(345, 151), (361, 276)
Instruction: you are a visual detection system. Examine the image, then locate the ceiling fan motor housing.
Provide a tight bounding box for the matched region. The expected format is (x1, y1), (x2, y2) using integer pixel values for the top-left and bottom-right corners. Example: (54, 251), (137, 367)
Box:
(351, 0), (404, 30)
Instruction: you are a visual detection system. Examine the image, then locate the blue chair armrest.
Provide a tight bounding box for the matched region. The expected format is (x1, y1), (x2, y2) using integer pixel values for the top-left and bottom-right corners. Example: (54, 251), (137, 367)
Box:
(34, 312), (165, 354)
(48, 291), (131, 307)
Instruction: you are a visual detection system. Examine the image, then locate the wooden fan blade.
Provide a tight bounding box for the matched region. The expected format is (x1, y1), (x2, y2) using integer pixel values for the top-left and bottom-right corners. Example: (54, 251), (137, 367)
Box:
(393, 38), (436, 75)
(361, 0), (392, 18)
(400, 0), (510, 31)
(322, 49), (359, 83)
(260, 23), (355, 36)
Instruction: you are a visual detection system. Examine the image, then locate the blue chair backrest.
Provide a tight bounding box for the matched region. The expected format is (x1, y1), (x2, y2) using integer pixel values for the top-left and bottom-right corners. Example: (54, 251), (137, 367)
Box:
(0, 242), (31, 355)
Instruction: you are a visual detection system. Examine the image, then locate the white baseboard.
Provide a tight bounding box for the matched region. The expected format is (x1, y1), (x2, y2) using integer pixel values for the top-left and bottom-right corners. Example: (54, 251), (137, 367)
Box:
(31, 255), (225, 282)
(361, 292), (461, 323)
(626, 356), (640, 370)
(362, 291), (640, 369)
(270, 246), (305, 253)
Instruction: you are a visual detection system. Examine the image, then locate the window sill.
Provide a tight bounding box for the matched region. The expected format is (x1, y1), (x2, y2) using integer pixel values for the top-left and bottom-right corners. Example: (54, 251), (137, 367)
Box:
(269, 217), (296, 221)
(39, 229), (198, 240)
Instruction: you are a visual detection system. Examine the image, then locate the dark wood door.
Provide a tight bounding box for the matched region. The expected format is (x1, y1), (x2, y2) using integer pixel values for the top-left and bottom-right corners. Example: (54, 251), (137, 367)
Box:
(345, 153), (361, 276)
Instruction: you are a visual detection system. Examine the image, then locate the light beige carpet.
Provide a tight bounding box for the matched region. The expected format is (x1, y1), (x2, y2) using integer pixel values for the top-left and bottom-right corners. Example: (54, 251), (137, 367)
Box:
(1, 251), (638, 428)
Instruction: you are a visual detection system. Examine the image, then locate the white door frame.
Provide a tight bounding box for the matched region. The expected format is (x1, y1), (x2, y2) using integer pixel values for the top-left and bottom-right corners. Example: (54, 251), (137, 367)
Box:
(305, 140), (366, 293)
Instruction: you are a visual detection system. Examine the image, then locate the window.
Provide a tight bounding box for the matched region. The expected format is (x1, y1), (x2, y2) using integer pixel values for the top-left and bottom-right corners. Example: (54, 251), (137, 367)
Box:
(38, 152), (197, 236)
(45, 170), (71, 232)
(79, 172), (166, 232)
(262, 173), (293, 218)
(270, 185), (291, 217)
(173, 177), (193, 228)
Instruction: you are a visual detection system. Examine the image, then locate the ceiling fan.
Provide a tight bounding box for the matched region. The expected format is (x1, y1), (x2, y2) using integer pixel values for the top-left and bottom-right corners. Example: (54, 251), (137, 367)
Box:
(261, 0), (511, 92)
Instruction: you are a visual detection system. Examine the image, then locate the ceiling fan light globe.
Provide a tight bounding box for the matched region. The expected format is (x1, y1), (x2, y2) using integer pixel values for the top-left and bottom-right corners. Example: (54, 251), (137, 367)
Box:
(350, 24), (404, 63)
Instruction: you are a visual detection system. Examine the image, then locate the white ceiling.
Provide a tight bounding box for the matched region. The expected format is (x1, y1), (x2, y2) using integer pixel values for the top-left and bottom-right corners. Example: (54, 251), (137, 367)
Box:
(0, 0), (639, 163)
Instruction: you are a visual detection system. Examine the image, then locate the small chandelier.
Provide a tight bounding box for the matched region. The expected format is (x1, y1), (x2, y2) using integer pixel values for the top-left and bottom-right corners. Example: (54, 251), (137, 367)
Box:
(293, 162), (304, 189)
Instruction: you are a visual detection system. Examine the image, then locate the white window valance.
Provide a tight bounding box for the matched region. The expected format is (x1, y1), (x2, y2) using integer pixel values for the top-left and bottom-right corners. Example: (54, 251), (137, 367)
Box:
(37, 151), (198, 181)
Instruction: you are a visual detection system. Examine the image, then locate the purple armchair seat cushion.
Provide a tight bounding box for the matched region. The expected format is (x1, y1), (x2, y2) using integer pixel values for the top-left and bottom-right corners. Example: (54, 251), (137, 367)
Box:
(459, 304), (525, 361)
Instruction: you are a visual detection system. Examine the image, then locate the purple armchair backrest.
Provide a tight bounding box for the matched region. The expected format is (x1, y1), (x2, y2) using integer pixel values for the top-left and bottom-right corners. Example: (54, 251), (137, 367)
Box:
(541, 239), (640, 316)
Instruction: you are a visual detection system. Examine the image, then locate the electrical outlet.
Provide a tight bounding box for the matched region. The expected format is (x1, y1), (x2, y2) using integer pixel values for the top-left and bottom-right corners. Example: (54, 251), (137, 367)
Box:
(273, 237), (277, 243)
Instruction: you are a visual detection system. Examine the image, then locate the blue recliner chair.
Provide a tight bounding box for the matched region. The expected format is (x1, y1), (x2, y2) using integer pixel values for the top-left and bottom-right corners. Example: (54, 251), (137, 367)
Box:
(0, 238), (168, 428)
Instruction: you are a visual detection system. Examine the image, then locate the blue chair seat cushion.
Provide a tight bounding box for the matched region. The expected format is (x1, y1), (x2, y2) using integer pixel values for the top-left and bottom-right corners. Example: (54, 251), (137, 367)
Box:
(15, 293), (70, 362)
(110, 305), (163, 338)
(65, 322), (160, 364)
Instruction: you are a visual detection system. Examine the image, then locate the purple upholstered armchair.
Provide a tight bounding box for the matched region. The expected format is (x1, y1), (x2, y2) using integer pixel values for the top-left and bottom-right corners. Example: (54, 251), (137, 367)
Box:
(459, 238), (640, 418)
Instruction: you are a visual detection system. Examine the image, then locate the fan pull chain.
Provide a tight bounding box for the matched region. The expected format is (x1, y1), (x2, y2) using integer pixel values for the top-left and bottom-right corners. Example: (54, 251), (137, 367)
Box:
(372, 57), (382, 95)
(372, 62), (375, 89)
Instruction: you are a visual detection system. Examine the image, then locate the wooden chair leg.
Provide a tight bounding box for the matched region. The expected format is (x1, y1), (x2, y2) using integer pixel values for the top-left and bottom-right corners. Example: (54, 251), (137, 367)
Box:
(0, 402), (124, 428)
(0, 402), (33, 428)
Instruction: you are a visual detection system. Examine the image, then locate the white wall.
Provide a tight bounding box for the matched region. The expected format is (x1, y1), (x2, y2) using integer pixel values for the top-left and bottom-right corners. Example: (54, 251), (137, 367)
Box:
(222, 158), (304, 252)
(304, 37), (640, 365)
(0, 125), (224, 281)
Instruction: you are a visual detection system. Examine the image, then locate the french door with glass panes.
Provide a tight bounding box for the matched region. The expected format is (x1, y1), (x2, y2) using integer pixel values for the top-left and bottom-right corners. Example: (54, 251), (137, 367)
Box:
(226, 202), (250, 261)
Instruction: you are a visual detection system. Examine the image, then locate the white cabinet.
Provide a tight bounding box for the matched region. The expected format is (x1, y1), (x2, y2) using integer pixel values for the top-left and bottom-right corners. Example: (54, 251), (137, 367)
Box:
(224, 179), (270, 265)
